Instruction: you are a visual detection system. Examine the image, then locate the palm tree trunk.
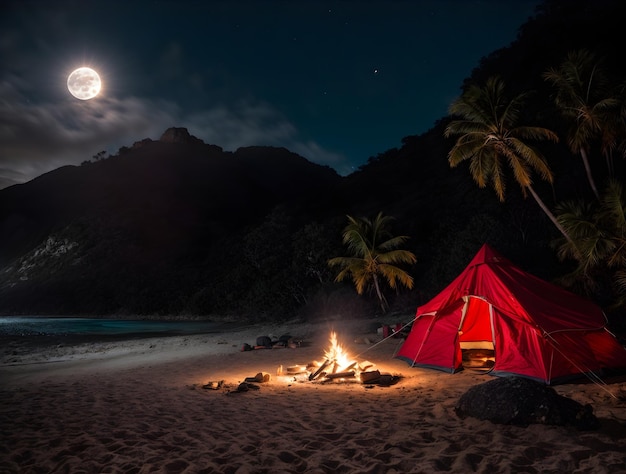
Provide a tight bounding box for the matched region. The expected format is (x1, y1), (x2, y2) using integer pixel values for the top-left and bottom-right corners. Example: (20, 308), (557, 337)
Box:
(580, 148), (601, 200)
(527, 185), (575, 246)
(605, 149), (615, 179)
(372, 274), (388, 313)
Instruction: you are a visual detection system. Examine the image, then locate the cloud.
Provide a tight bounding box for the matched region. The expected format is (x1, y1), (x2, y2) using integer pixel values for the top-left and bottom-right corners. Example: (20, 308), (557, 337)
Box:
(185, 103), (350, 173)
(0, 85), (349, 189)
(0, 80), (176, 188)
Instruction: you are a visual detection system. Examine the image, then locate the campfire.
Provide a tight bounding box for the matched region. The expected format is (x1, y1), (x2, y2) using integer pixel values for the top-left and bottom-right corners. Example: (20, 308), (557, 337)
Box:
(304, 331), (385, 384)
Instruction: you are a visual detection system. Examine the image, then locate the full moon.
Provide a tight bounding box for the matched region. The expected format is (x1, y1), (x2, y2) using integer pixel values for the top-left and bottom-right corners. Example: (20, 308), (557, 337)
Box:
(67, 67), (101, 100)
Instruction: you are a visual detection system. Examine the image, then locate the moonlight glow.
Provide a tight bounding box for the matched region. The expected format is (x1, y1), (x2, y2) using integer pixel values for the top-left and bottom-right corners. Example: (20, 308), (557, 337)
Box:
(67, 67), (101, 100)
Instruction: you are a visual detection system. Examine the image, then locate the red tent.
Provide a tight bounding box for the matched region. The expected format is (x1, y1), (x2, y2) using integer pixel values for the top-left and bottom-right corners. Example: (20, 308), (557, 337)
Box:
(396, 244), (626, 384)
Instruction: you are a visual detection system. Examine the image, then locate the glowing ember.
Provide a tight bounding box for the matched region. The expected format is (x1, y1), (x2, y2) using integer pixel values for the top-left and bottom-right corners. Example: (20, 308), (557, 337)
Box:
(324, 331), (352, 372)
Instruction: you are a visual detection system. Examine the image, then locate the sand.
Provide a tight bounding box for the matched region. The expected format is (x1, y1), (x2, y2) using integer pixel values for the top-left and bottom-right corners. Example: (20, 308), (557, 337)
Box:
(1, 317), (626, 473)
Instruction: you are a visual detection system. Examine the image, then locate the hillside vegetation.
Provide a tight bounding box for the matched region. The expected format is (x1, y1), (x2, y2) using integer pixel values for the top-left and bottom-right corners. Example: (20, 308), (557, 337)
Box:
(1, 0), (624, 330)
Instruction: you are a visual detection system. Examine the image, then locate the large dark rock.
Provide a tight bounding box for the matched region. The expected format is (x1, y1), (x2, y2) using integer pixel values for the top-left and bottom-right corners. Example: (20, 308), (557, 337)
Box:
(455, 377), (599, 430)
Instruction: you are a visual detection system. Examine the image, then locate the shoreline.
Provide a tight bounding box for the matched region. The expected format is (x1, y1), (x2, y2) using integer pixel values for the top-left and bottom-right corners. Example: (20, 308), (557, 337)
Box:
(2, 317), (626, 473)
(0, 317), (262, 362)
(0, 313), (230, 320)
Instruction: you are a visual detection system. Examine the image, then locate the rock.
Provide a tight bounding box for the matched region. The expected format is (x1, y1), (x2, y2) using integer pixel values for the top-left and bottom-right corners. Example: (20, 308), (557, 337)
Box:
(234, 382), (260, 393)
(159, 127), (205, 145)
(131, 138), (153, 149)
(455, 376), (599, 430)
(244, 372), (271, 383)
(255, 336), (272, 348)
(202, 380), (224, 390)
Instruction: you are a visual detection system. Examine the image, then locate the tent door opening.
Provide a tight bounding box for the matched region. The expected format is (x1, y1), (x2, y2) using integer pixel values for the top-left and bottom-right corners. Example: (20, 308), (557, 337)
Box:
(458, 296), (495, 372)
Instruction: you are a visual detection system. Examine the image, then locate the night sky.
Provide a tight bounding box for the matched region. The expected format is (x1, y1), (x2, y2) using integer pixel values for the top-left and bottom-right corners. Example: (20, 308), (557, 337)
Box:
(0, 0), (539, 189)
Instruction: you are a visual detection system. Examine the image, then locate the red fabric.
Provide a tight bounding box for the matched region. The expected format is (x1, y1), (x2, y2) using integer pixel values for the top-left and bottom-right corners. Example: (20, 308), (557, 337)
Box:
(459, 297), (492, 342)
(396, 244), (626, 383)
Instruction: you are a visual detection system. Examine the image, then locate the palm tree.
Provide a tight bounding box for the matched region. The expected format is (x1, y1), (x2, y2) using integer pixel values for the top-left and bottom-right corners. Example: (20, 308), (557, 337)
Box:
(543, 49), (619, 199)
(444, 75), (573, 244)
(328, 212), (416, 313)
(554, 179), (626, 309)
(601, 80), (626, 176)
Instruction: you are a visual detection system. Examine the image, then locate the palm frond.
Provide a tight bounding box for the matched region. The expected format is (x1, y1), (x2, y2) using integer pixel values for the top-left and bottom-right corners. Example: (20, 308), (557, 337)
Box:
(377, 264), (414, 290)
(371, 212), (394, 248)
(501, 91), (531, 127)
(341, 216), (371, 257)
(488, 148), (507, 201)
(377, 235), (410, 251)
(351, 270), (372, 295)
(501, 145), (532, 189)
(445, 121), (491, 137)
(615, 269), (626, 293)
(464, 147), (500, 196)
(554, 199), (615, 274)
(328, 256), (363, 267)
(508, 138), (554, 183)
(598, 179), (626, 231)
(512, 125), (559, 143)
(376, 249), (416, 265)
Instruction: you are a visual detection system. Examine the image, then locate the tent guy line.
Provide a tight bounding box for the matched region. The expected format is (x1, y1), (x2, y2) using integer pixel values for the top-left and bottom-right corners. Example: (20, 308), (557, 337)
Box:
(542, 330), (618, 399)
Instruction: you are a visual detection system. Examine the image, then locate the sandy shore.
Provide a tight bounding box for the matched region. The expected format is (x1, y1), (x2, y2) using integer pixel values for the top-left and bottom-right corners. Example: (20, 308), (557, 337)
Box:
(1, 317), (626, 473)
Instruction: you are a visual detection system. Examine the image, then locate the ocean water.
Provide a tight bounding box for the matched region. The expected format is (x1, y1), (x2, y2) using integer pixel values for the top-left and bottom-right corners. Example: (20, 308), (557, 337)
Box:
(0, 316), (224, 338)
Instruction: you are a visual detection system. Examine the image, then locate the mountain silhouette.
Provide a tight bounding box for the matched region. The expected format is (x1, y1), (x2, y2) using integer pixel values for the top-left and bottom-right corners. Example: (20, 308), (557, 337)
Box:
(1, 0), (624, 320)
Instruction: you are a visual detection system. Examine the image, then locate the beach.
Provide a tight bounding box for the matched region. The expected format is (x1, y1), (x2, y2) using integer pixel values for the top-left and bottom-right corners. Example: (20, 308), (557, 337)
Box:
(1, 317), (626, 473)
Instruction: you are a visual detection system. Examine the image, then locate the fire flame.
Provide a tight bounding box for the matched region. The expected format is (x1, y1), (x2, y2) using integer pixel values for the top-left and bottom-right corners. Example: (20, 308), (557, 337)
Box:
(324, 331), (352, 371)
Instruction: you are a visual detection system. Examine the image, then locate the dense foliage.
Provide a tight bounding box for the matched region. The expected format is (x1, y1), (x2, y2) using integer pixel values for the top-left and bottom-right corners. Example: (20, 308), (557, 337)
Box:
(0, 0), (624, 330)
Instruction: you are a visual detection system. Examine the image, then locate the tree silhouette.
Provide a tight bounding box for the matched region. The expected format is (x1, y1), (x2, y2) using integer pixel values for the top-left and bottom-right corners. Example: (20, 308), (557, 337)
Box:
(554, 179), (626, 311)
(544, 49), (620, 199)
(328, 212), (416, 313)
(444, 76), (572, 244)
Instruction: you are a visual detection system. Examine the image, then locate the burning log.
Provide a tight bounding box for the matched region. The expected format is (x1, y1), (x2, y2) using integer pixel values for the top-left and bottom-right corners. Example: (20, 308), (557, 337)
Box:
(309, 358), (331, 381)
(339, 361), (357, 373)
(308, 358), (358, 381)
(325, 371), (356, 380)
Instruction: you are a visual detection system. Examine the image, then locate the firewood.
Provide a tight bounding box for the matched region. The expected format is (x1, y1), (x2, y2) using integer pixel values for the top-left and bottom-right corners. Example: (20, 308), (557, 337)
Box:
(338, 362), (357, 373)
(360, 370), (381, 384)
(325, 371), (355, 380)
(309, 359), (330, 381)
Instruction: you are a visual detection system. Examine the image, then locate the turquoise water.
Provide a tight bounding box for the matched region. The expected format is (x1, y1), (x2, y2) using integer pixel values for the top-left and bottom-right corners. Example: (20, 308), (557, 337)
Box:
(0, 317), (223, 337)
